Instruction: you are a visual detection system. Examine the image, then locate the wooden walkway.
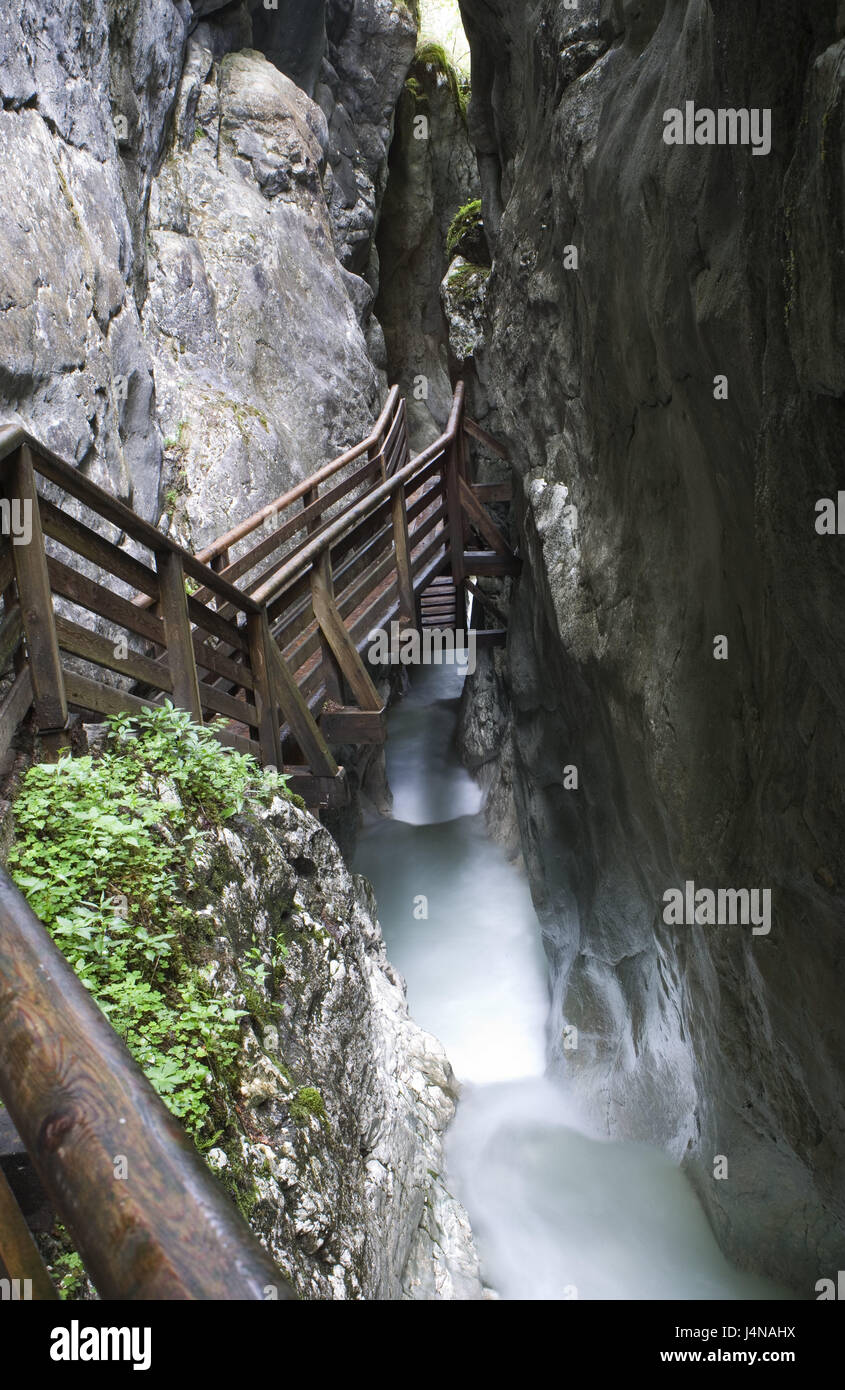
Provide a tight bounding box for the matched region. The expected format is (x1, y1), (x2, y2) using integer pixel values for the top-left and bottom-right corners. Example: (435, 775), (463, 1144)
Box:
(0, 381), (517, 1300)
(0, 382), (517, 809)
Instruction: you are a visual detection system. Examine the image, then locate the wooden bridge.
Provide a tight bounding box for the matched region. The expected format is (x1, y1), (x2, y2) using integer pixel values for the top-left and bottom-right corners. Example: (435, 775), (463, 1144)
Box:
(0, 382), (516, 810)
(0, 381), (516, 1299)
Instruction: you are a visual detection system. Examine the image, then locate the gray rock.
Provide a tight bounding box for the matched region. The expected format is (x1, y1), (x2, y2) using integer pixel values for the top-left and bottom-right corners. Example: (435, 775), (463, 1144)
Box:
(318, 1), (417, 274)
(194, 792), (484, 1299)
(376, 54), (482, 446)
(458, 0), (845, 1291)
(143, 45), (382, 549)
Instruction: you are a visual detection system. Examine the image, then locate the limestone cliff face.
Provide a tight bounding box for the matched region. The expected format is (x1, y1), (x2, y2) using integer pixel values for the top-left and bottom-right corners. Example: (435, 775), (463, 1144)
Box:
(0, 0), (485, 1299)
(197, 793), (482, 1300)
(144, 43), (382, 549)
(376, 56), (481, 445)
(458, 0), (845, 1289)
(0, 0), (414, 542)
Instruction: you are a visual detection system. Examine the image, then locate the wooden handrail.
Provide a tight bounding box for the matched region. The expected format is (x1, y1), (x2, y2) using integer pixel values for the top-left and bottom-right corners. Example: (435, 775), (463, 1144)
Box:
(251, 385), (466, 607)
(0, 870), (293, 1299)
(196, 387), (403, 566)
(0, 379), (518, 1301)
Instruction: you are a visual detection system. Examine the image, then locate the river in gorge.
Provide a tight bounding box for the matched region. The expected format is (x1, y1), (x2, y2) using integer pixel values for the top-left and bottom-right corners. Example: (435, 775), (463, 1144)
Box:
(354, 663), (788, 1301)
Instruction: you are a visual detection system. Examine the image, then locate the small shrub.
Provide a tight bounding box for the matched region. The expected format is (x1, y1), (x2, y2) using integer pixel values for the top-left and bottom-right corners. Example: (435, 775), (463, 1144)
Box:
(7, 702), (294, 1141)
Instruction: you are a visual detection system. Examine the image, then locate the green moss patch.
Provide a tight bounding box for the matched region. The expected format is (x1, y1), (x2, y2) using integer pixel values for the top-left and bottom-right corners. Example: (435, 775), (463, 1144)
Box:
(7, 702), (296, 1144)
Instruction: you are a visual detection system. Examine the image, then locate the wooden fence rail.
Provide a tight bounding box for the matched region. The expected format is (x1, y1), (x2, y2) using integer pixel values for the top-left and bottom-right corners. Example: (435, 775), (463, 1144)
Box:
(0, 870), (293, 1299)
(0, 384), (516, 1298)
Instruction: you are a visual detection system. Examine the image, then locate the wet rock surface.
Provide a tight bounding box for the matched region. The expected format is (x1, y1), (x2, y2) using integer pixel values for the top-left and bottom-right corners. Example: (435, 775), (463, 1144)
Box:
(458, 0), (845, 1289)
(198, 793), (484, 1299)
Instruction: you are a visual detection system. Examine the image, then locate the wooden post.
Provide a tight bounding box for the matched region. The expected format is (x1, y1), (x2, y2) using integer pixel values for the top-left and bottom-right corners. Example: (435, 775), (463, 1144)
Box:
(210, 548), (230, 611)
(391, 483), (416, 627)
(266, 637), (338, 779)
(246, 610), (281, 769)
(0, 1166), (57, 1300)
(303, 488), (344, 704)
(155, 550), (203, 721)
(457, 415), (472, 550)
(310, 556), (383, 711)
(443, 436), (465, 589)
(6, 446), (68, 737)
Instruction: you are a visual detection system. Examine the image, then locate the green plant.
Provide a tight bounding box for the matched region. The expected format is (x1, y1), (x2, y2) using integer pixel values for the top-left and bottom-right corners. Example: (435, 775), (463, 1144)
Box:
(53, 1249), (88, 1301)
(447, 198), (484, 258)
(7, 702), (294, 1141)
(445, 261), (491, 304)
(288, 1086), (329, 1128)
(414, 41), (470, 118)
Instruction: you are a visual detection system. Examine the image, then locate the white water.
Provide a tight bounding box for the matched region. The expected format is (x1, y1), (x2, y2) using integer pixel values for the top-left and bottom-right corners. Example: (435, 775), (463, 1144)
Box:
(354, 665), (788, 1300)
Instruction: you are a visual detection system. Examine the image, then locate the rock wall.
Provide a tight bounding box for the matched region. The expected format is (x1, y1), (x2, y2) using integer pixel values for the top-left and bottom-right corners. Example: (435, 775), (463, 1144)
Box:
(458, 0), (845, 1290)
(198, 792), (483, 1299)
(376, 54), (481, 444)
(0, 0), (414, 543)
(0, 0), (487, 1299)
(144, 43), (382, 549)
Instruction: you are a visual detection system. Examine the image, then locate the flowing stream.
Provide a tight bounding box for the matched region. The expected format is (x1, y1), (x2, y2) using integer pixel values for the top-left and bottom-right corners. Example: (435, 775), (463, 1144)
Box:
(354, 665), (787, 1300)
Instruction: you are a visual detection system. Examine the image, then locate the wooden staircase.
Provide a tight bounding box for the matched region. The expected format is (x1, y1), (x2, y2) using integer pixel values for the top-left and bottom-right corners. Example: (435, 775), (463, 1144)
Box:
(0, 384), (518, 810)
(420, 575), (458, 628)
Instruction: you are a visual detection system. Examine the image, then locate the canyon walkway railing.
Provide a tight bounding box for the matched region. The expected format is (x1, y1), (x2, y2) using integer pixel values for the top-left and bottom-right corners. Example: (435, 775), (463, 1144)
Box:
(0, 380), (516, 1299)
(0, 382), (516, 807)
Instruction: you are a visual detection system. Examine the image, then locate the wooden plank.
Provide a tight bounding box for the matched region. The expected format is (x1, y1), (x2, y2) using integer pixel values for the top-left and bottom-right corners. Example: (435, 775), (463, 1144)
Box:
(458, 474), (512, 556)
(319, 707), (386, 745)
(411, 502), (447, 546)
(193, 638), (254, 692)
(7, 447), (67, 730)
(391, 482), (415, 625)
(186, 594), (249, 654)
(0, 545), (14, 595)
(283, 768), (349, 810)
(54, 616), (173, 693)
(472, 481), (512, 503)
(472, 629), (507, 648)
(336, 549), (397, 627)
(406, 483), (444, 528)
(47, 557), (166, 646)
(464, 415), (509, 459)
(200, 683), (258, 728)
(63, 670), (162, 720)
(39, 498), (159, 599)
(0, 605), (23, 671)
(463, 550), (521, 577)
(266, 568), (312, 629)
(246, 610), (281, 769)
(156, 551), (203, 722)
(304, 491), (343, 706)
(443, 437), (465, 588)
(267, 638), (338, 779)
(310, 560), (383, 712)
(0, 669), (33, 765)
(0, 1167), (57, 1299)
(411, 531), (448, 577)
(215, 726), (261, 759)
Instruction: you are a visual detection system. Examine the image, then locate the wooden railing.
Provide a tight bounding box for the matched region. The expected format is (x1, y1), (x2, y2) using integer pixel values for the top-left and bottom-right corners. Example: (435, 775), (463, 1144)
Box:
(0, 870), (293, 1299)
(0, 384), (515, 806)
(0, 380), (516, 1300)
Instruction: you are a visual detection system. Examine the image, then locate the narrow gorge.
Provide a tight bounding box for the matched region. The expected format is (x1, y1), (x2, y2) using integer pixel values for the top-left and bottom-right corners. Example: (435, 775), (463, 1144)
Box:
(0, 0), (842, 1322)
